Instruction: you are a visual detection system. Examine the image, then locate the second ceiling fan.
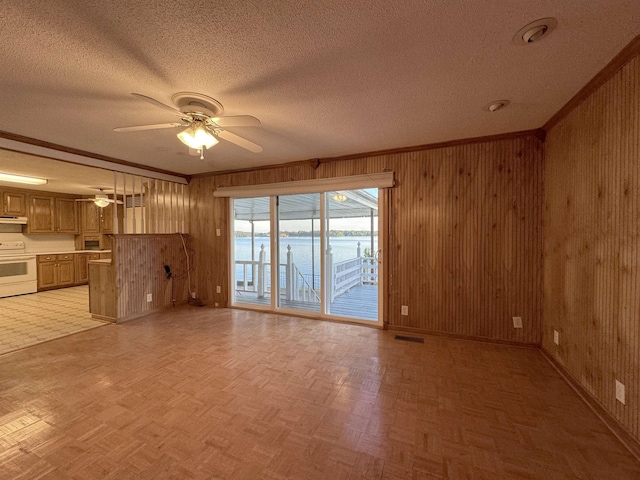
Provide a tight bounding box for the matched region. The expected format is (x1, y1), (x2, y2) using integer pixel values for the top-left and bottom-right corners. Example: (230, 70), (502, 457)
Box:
(114, 92), (262, 159)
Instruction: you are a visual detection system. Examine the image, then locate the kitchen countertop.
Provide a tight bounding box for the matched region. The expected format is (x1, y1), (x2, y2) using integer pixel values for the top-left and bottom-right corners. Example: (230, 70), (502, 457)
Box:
(29, 250), (112, 255)
(88, 259), (112, 264)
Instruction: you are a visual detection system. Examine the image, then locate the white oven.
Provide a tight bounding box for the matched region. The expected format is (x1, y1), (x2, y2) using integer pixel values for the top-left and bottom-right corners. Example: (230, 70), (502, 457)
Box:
(0, 242), (37, 298)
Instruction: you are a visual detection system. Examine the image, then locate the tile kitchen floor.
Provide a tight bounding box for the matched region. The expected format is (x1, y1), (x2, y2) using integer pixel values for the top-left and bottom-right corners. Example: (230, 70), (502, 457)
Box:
(0, 286), (109, 355)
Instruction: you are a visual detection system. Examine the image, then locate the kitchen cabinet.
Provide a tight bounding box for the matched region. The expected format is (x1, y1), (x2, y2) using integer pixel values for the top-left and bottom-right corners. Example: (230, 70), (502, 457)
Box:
(28, 196), (55, 233)
(55, 198), (79, 233)
(37, 254), (75, 291)
(2, 191), (26, 216)
(28, 195), (79, 234)
(75, 253), (100, 285)
(81, 201), (101, 234)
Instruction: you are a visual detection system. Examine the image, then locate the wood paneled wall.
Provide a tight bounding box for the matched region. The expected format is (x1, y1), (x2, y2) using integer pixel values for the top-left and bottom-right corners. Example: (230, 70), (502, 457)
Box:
(112, 234), (191, 320)
(189, 134), (544, 344)
(544, 53), (640, 442)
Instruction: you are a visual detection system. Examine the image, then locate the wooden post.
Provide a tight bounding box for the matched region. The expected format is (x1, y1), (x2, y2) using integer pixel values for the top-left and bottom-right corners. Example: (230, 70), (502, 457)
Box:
(258, 244), (266, 298)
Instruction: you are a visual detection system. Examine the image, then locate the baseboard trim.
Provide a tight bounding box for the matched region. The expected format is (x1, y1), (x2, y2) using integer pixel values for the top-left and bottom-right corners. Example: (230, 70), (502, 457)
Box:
(541, 349), (640, 461)
(388, 325), (539, 349)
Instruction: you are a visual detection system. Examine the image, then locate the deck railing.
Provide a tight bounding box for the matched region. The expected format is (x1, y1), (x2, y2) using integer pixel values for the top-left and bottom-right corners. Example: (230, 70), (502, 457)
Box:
(235, 242), (377, 303)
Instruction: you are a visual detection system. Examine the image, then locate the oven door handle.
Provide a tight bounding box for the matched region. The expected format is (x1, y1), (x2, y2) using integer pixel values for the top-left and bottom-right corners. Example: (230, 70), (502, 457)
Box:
(0, 256), (36, 262)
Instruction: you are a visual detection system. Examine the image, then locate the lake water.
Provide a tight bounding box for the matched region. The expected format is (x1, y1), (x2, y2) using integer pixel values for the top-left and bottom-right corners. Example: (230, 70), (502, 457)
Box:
(234, 236), (378, 283)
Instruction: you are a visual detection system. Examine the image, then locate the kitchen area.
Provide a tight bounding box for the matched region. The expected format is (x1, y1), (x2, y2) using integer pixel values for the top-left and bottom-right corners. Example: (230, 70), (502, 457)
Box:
(0, 147), (191, 354)
(0, 183), (117, 355)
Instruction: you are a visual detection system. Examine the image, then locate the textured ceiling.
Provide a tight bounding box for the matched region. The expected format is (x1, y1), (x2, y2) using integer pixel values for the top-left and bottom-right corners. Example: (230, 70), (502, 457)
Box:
(0, 0), (639, 181)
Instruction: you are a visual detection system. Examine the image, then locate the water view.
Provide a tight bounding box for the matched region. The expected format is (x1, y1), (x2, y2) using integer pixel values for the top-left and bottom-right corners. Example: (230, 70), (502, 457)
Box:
(234, 235), (378, 283)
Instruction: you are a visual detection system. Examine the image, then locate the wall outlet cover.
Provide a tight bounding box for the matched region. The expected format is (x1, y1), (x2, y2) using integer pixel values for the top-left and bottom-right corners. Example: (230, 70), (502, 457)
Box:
(146, 293), (152, 302)
(512, 316), (523, 328)
(615, 380), (626, 405)
(216, 286), (221, 294)
(401, 305), (408, 316)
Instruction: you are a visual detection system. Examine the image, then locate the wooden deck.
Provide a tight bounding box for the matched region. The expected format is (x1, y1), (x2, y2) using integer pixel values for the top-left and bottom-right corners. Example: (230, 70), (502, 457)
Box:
(234, 284), (378, 321)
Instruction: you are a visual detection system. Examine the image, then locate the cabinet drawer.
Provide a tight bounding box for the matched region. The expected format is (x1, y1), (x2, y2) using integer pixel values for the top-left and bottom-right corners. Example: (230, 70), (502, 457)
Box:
(37, 255), (56, 263)
(88, 254), (101, 261)
(57, 254), (74, 261)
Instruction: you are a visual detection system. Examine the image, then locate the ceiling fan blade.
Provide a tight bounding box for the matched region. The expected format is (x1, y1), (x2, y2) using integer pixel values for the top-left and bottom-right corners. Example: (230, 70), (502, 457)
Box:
(75, 199), (94, 202)
(210, 115), (261, 127)
(131, 93), (184, 117)
(217, 130), (263, 153)
(114, 123), (184, 132)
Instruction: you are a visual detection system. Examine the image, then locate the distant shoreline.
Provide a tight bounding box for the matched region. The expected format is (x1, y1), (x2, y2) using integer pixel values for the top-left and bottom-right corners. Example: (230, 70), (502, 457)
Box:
(235, 230), (378, 238)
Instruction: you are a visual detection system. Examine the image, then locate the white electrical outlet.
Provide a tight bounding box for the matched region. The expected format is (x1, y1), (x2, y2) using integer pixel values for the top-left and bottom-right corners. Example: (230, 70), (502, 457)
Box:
(615, 380), (626, 405)
(512, 316), (523, 328)
(214, 302), (219, 307)
(216, 228), (221, 236)
(146, 293), (152, 302)
(553, 330), (559, 345)
(216, 286), (221, 294)
(401, 305), (408, 316)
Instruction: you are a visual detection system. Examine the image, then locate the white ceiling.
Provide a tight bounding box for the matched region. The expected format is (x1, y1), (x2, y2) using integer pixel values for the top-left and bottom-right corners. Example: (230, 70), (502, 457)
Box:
(0, 0), (638, 184)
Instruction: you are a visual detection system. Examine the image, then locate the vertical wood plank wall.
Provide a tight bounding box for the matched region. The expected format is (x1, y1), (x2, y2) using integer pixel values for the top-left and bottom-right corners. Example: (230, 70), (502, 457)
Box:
(113, 234), (191, 319)
(189, 135), (544, 344)
(544, 54), (640, 441)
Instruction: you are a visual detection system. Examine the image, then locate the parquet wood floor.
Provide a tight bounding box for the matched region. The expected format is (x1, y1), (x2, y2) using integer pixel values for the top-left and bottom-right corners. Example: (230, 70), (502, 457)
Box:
(1, 307), (639, 479)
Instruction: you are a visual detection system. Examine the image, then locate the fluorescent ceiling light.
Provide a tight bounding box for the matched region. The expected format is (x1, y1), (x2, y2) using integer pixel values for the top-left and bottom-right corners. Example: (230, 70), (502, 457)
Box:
(0, 172), (48, 185)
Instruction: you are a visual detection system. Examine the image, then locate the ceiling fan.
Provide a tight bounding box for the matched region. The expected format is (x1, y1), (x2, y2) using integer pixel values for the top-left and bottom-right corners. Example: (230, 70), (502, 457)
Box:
(75, 189), (123, 208)
(114, 92), (263, 159)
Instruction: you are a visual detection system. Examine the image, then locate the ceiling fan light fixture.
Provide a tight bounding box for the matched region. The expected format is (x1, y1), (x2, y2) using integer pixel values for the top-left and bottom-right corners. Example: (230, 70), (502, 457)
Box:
(332, 193), (347, 203)
(177, 125), (218, 150)
(93, 197), (110, 208)
(0, 172), (48, 185)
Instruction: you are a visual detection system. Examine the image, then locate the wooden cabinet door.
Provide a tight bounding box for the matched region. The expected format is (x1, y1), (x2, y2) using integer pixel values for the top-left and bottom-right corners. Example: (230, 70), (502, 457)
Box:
(55, 198), (79, 233)
(101, 203), (114, 233)
(37, 261), (57, 290)
(75, 254), (88, 284)
(3, 191), (26, 216)
(82, 202), (101, 234)
(29, 196), (55, 233)
(57, 259), (75, 286)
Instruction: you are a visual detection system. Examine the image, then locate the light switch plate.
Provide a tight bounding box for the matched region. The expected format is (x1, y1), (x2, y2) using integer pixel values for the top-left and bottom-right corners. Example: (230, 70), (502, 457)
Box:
(513, 316), (523, 328)
(401, 305), (408, 316)
(146, 293), (152, 302)
(553, 330), (559, 345)
(216, 286), (221, 294)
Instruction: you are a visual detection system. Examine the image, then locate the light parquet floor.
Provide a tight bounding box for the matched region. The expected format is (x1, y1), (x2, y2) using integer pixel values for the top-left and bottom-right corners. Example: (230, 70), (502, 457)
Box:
(0, 307), (639, 479)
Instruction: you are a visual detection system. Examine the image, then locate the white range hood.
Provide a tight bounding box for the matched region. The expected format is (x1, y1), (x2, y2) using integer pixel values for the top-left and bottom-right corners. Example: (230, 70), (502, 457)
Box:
(0, 216), (28, 225)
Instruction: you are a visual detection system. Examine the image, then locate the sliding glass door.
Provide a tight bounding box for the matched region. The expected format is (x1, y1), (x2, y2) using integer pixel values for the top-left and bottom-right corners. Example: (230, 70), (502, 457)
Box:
(276, 194), (321, 314)
(230, 189), (382, 325)
(232, 197), (272, 307)
(324, 189), (379, 321)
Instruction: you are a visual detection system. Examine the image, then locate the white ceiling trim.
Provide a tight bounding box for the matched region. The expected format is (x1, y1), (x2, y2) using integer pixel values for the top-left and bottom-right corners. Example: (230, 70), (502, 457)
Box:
(0, 138), (187, 185)
(214, 172), (394, 198)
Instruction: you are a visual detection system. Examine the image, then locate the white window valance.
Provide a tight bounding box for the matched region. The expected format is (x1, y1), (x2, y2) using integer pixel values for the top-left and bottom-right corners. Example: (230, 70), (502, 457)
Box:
(213, 172), (394, 198)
